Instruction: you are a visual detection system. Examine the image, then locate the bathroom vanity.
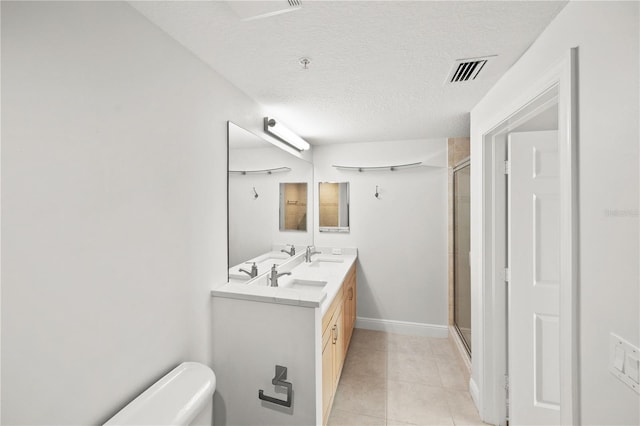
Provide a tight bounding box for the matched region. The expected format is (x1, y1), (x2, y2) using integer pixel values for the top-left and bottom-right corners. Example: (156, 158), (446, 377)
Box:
(320, 258), (356, 423)
(223, 122), (356, 424)
(211, 247), (357, 426)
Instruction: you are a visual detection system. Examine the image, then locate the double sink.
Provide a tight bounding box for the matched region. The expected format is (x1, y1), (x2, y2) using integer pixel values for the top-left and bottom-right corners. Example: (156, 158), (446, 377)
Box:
(231, 252), (344, 295)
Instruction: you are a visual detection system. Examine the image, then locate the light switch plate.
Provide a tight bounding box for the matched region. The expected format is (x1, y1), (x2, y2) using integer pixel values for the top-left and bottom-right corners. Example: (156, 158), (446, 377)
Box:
(609, 333), (640, 394)
(614, 346), (625, 372)
(626, 354), (640, 384)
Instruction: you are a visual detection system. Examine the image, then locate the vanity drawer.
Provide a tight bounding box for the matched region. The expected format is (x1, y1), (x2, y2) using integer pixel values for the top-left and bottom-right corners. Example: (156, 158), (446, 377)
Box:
(322, 284), (344, 337)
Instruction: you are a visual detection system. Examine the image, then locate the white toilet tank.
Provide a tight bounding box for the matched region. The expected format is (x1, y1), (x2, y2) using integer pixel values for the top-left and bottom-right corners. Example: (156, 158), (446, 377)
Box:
(104, 362), (216, 426)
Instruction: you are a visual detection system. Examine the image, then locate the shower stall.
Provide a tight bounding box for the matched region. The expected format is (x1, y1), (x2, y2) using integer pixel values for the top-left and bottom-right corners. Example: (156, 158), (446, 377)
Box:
(453, 161), (471, 355)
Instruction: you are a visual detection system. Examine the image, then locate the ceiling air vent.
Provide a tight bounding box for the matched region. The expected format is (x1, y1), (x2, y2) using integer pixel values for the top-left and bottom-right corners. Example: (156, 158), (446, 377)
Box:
(447, 56), (495, 84)
(227, 1), (301, 21)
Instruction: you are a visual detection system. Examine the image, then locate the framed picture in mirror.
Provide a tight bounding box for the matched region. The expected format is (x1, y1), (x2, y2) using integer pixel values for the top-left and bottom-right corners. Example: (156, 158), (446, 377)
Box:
(279, 182), (308, 231)
(318, 182), (350, 233)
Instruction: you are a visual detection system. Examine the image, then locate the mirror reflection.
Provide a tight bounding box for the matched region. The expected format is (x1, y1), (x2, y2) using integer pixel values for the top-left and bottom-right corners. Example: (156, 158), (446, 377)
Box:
(280, 183), (308, 231)
(228, 122), (313, 279)
(319, 182), (350, 233)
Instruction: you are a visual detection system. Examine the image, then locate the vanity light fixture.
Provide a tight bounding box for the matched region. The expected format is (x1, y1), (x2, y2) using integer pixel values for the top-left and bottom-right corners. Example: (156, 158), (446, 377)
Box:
(264, 117), (310, 152)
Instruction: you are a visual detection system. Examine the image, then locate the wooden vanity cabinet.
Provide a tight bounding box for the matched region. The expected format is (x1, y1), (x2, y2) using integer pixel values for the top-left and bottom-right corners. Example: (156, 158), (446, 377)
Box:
(343, 265), (357, 349)
(321, 264), (356, 425)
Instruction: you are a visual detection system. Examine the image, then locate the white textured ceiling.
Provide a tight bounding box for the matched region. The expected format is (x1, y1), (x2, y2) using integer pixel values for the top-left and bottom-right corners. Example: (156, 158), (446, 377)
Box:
(131, 1), (567, 145)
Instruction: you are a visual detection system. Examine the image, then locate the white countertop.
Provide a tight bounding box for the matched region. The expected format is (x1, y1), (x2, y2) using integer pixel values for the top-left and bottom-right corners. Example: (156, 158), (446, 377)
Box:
(212, 247), (357, 314)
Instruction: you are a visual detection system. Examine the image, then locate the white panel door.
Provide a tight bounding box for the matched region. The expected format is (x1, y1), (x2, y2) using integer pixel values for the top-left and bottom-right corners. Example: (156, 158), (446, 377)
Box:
(508, 130), (560, 425)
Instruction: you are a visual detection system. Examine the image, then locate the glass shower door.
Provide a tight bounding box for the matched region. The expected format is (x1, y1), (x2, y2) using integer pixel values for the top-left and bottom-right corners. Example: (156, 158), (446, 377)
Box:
(453, 163), (471, 355)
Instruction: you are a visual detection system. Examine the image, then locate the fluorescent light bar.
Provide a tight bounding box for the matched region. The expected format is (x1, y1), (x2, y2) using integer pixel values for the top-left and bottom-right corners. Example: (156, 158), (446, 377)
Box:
(264, 117), (310, 151)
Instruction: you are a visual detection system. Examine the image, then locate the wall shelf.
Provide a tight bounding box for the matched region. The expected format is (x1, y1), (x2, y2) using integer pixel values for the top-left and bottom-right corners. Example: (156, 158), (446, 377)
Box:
(229, 167), (291, 175)
(331, 161), (443, 172)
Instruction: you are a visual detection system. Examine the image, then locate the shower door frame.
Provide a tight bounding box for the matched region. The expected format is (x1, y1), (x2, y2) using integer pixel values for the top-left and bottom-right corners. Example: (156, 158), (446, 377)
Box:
(452, 159), (472, 357)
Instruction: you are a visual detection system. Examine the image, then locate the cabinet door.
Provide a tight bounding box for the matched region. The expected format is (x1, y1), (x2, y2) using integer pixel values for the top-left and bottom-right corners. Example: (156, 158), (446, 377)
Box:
(322, 336), (333, 424)
(343, 283), (353, 347)
(343, 270), (356, 348)
(332, 308), (345, 384)
(351, 272), (357, 331)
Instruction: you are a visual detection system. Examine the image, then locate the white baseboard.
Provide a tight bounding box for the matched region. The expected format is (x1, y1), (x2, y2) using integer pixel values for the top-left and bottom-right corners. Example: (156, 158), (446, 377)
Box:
(469, 377), (480, 412)
(449, 325), (472, 371)
(355, 316), (448, 338)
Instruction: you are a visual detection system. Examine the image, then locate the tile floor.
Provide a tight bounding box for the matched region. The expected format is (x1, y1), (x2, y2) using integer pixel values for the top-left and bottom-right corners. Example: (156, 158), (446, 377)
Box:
(328, 329), (485, 426)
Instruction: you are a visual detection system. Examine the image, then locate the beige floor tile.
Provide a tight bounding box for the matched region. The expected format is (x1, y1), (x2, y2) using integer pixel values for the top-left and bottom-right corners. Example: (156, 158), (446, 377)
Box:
(445, 389), (485, 425)
(328, 409), (386, 426)
(387, 380), (453, 425)
(350, 328), (389, 352)
(429, 337), (457, 359)
(330, 330), (473, 425)
(332, 373), (387, 419)
(435, 358), (468, 390)
(387, 351), (442, 386)
(386, 333), (433, 355)
(343, 345), (387, 379)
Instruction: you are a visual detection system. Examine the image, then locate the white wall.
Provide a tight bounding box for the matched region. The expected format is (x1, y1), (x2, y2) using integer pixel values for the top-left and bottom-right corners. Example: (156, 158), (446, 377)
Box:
(470, 2), (639, 424)
(229, 146), (313, 267)
(313, 139), (448, 333)
(1, 2), (266, 423)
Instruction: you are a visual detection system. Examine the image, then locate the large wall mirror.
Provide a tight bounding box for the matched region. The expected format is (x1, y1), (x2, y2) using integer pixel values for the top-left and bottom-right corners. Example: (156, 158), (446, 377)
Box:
(228, 122), (313, 277)
(318, 182), (350, 233)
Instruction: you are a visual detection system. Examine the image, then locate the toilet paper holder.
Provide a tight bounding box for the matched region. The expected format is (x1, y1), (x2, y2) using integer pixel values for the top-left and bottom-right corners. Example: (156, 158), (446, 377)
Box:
(258, 365), (292, 407)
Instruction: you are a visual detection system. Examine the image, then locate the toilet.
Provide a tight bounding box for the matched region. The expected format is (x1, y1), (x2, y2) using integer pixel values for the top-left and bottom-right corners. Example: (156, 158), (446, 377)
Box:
(104, 362), (216, 426)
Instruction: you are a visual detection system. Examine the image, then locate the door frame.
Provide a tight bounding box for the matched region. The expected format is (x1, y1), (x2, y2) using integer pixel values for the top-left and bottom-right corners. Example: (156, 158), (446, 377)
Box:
(471, 48), (579, 425)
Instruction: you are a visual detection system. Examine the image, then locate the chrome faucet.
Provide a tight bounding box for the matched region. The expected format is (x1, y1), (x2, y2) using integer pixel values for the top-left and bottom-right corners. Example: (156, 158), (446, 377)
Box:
(238, 262), (258, 279)
(281, 244), (296, 257)
(268, 264), (291, 287)
(305, 246), (321, 263)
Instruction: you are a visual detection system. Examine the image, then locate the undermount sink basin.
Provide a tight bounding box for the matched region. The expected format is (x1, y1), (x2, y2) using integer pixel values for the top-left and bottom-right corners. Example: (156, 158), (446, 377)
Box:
(228, 273), (251, 282)
(281, 279), (328, 292)
(229, 252), (293, 283)
(315, 257), (344, 263)
(254, 252), (290, 263)
(305, 257), (344, 268)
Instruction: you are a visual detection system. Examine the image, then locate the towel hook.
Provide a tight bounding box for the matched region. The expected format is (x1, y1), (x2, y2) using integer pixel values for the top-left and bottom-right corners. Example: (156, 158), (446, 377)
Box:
(375, 185), (380, 199)
(253, 187), (259, 199)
